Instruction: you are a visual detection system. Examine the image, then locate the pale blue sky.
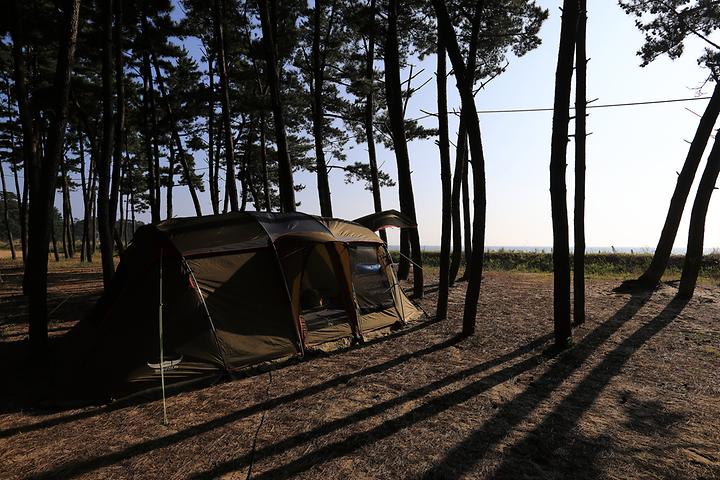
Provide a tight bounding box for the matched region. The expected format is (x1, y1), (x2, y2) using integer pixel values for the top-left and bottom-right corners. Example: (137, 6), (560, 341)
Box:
(41, 1), (720, 249)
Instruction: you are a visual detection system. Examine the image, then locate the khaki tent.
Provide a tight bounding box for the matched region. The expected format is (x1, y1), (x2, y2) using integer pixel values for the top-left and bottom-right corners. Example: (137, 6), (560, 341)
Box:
(60, 211), (420, 399)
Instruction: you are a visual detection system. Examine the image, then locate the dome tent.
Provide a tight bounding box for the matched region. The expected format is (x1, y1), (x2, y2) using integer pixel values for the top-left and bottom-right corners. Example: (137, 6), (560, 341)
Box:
(59, 211), (420, 400)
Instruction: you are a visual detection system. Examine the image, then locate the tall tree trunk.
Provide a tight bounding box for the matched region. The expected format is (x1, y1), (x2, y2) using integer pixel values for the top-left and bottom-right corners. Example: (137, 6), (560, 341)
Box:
(449, 118), (466, 284)
(50, 218), (60, 262)
(60, 158), (73, 258)
(214, 0), (239, 212)
(12, 158), (26, 261)
(573, 0), (587, 324)
(167, 143), (174, 219)
(110, 0), (124, 232)
(436, 35), (452, 320)
(98, 0), (115, 288)
(22, 0), (81, 359)
(385, 0), (423, 298)
(628, 82), (720, 289)
(432, 0), (488, 336)
(10, 3), (37, 270)
(461, 143), (472, 279)
(140, 47), (160, 224)
(79, 130), (88, 262)
(0, 158), (16, 259)
(364, 0), (385, 243)
(549, 0), (577, 349)
(207, 55), (220, 215)
(679, 133), (720, 298)
(260, 110), (271, 212)
(397, 230), (410, 280)
(311, 0), (332, 217)
(152, 53), (203, 216)
(258, 0), (296, 213)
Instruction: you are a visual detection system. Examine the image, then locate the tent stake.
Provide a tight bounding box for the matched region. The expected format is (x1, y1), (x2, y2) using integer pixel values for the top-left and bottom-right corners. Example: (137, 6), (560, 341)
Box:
(159, 247), (168, 425)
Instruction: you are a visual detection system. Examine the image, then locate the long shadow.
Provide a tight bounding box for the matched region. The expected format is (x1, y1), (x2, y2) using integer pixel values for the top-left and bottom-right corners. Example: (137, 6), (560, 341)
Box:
(28, 327), (506, 479)
(192, 338), (551, 480)
(0, 311), (437, 432)
(224, 291), (651, 480)
(488, 296), (689, 479)
(420, 291), (654, 479)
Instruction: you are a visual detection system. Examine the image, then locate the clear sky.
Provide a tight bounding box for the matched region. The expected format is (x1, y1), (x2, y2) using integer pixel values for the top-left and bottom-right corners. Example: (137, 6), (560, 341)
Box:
(38, 1), (720, 250)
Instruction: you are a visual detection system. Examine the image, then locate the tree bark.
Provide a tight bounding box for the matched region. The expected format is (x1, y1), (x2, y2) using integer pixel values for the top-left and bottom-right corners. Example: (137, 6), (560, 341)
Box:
(432, 0), (488, 336)
(311, 0), (333, 217)
(98, 0), (116, 288)
(573, 0), (587, 324)
(140, 46), (160, 224)
(23, 0), (81, 359)
(258, 0), (296, 213)
(214, 0), (239, 212)
(207, 55), (220, 215)
(549, 0), (577, 349)
(364, 0), (386, 243)
(167, 143), (174, 219)
(260, 110), (271, 212)
(678, 133), (720, 298)
(449, 117), (466, 284)
(436, 35), (452, 320)
(0, 158), (16, 259)
(110, 0), (124, 231)
(385, 0), (423, 298)
(461, 141), (472, 278)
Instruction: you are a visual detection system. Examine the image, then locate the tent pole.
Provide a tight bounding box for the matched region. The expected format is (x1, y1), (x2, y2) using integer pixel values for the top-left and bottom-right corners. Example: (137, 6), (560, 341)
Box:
(159, 247), (168, 425)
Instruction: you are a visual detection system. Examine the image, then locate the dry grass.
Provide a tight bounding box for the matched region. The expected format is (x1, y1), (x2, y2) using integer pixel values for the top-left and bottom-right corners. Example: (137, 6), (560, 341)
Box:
(0, 258), (719, 479)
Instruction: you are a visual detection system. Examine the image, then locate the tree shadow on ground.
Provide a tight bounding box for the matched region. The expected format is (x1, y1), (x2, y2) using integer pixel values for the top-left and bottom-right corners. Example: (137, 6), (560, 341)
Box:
(192, 291), (653, 480)
(28, 331), (553, 480)
(422, 294), (687, 479)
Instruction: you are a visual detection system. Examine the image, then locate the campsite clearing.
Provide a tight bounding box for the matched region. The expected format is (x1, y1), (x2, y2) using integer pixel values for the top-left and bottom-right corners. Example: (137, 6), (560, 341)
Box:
(1, 260), (719, 479)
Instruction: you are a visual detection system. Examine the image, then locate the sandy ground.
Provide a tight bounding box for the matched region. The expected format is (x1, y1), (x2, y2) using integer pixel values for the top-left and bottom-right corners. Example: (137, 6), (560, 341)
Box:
(0, 259), (719, 479)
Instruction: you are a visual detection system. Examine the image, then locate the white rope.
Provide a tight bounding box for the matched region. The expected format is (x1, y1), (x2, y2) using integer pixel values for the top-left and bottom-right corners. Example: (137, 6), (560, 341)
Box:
(159, 248), (168, 426)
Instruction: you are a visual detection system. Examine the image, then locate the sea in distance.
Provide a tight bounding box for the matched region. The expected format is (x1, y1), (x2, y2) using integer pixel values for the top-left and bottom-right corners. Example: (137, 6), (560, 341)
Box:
(389, 246), (720, 255)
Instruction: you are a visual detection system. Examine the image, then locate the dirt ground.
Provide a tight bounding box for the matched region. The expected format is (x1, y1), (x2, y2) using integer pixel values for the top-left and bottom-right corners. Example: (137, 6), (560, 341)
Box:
(0, 259), (719, 479)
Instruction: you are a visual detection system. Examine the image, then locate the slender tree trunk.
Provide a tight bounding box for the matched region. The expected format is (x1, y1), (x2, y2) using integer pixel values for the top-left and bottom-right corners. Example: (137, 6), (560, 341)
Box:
(385, 0), (423, 298)
(152, 53), (203, 216)
(214, 0), (240, 212)
(167, 143), (174, 219)
(60, 159), (71, 258)
(0, 158), (16, 259)
(22, 0), (81, 358)
(110, 0), (124, 232)
(260, 111), (271, 212)
(679, 133), (720, 298)
(549, 0), (577, 349)
(461, 143), (472, 278)
(50, 218), (60, 262)
(364, 0), (386, 243)
(573, 0), (587, 324)
(98, 0), (115, 288)
(79, 131), (88, 262)
(449, 118), (466, 284)
(432, 0), (488, 336)
(90, 157), (98, 256)
(10, 2), (37, 271)
(397, 230), (410, 280)
(140, 47), (160, 224)
(258, 0), (296, 213)
(207, 55), (220, 215)
(12, 159), (26, 261)
(311, 0), (332, 217)
(628, 82), (720, 289)
(436, 36), (452, 320)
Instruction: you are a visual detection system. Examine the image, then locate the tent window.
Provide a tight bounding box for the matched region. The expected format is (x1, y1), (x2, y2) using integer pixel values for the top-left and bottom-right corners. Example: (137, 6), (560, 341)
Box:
(349, 245), (394, 313)
(299, 245), (347, 330)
